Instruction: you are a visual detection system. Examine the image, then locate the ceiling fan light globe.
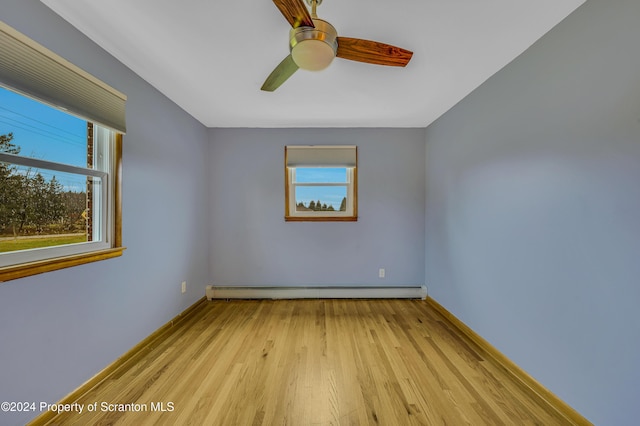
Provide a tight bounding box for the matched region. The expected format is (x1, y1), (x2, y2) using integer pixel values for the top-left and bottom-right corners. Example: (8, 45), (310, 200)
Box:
(291, 40), (335, 71)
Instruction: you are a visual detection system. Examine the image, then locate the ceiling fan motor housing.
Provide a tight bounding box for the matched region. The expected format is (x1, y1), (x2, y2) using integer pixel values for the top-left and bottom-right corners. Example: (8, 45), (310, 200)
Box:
(289, 18), (338, 71)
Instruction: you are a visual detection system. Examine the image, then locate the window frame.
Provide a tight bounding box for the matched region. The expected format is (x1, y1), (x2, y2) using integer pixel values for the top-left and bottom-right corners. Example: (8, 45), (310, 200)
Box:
(0, 132), (123, 283)
(0, 21), (125, 282)
(284, 145), (358, 222)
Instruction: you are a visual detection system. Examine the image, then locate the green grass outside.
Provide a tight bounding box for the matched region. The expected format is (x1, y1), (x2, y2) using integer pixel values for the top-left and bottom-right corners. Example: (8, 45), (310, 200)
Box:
(0, 234), (87, 253)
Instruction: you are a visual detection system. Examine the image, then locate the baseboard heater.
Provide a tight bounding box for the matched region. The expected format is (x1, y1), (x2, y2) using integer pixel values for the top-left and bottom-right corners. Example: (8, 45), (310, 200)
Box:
(206, 285), (427, 300)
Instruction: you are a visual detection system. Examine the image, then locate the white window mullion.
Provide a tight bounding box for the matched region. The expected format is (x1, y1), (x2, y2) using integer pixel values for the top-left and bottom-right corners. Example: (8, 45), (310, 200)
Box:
(0, 152), (107, 179)
(293, 182), (349, 187)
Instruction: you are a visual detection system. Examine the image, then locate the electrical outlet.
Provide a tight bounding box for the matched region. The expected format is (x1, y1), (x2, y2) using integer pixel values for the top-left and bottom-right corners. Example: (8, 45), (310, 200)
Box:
(181, 281), (187, 294)
(379, 268), (385, 278)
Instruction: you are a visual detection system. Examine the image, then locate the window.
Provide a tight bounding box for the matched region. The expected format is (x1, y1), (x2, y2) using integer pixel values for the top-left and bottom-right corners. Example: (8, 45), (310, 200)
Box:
(285, 145), (357, 221)
(0, 21), (125, 282)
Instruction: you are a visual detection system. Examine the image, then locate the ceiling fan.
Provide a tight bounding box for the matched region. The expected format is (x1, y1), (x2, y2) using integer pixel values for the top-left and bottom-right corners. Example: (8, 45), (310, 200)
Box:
(261, 0), (413, 91)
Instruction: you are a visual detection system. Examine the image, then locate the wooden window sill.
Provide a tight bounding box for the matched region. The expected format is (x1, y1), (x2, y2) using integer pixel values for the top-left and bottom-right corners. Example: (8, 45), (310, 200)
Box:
(285, 216), (358, 222)
(0, 247), (125, 283)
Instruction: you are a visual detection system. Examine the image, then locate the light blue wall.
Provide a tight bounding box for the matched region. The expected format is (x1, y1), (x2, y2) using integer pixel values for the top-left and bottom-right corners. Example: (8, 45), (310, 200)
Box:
(0, 2), (210, 425)
(424, 0), (640, 424)
(4, 0), (637, 424)
(209, 128), (425, 287)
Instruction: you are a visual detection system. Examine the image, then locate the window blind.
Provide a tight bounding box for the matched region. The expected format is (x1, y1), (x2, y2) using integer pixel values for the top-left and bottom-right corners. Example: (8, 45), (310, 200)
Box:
(0, 20), (127, 134)
(286, 145), (357, 167)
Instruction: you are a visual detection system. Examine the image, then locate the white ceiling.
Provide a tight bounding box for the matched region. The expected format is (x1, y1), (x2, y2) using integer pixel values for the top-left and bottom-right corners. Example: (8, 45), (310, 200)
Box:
(40, 0), (584, 128)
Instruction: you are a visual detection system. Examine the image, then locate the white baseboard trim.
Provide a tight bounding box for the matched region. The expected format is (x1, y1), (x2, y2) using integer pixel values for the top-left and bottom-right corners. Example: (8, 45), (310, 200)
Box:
(206, 285), (427, 300)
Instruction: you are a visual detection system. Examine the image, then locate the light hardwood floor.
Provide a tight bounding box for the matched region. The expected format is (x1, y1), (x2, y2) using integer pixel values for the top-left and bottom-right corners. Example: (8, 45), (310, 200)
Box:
(43, 299), (578, 425)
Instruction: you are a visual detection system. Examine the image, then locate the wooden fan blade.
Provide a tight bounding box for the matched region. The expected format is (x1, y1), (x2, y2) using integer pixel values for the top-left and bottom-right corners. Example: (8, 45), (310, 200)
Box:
(336, 37), (413, 67)
(272, 0), (314, 28)
(261, 54), (299, 92)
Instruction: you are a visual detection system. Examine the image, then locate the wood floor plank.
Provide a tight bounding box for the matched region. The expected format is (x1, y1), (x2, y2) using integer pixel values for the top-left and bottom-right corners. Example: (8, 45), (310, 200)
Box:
(42, 299), (581, 425)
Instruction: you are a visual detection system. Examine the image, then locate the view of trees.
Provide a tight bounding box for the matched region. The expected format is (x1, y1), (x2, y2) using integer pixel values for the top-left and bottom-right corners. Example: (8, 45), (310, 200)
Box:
(0, 132), (87, 237)
(296, 197), (347, 212)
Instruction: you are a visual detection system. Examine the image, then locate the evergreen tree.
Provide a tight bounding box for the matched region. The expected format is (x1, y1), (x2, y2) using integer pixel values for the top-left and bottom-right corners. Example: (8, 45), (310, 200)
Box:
(309, 200), (316, 210)
(29, 172), (48, 233)
(339, 197), (347, 211)
(0, 133), (23, 234)
(47, 176), (65, 228)
(1, 133), (68, 235)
